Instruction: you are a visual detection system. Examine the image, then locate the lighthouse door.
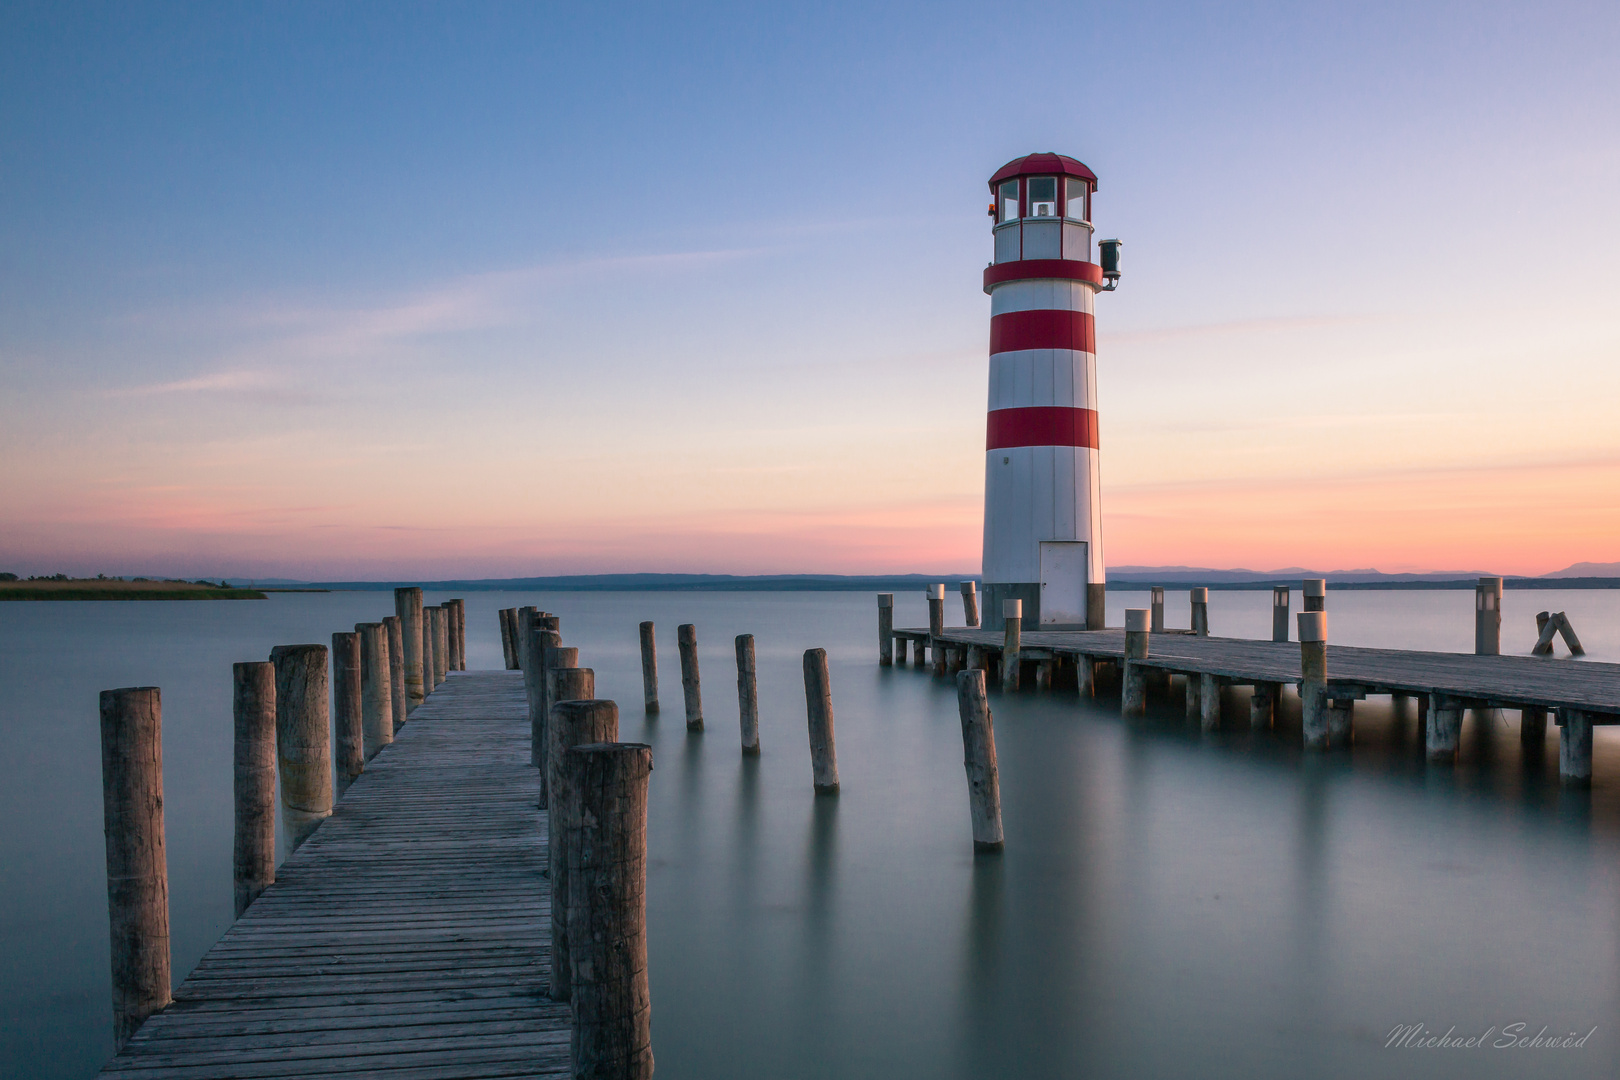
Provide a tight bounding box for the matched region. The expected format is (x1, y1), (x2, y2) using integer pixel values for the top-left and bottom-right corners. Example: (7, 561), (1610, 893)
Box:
(1038, 542), (1089, 627)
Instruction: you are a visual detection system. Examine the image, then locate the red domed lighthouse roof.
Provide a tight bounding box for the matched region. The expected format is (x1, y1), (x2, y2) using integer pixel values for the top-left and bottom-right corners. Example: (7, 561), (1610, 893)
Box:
(989, 152), (1098, 189)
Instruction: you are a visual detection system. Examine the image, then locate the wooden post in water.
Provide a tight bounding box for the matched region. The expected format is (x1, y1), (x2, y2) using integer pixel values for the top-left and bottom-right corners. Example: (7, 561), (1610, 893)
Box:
(422, 608), (438, 691)
(1555, 612), (1586, 656)
(499, 608), (517, 669)
(1122, 609), (1149, 716)
(637, 621), (660, 713)
(1199, 674), (1221, 732)
(803, 648), (839, 793)
(876, 594), (894, 666)
(1559, 709), (1593, 788)
(517, 606), (538, 673)
(565, 741), (655, 1079)
(893, 635), (908, 667)
(1190, 588), (1210, 636)
(1076, 653), (1094, 698)
(960, 581), (980, 628)
(547, 698), (618, 1002)
(1000, 599), (1022, 692)
(1272, 585), (1290, 643)
(1475, 577), (1502, 656)
(383, 615), (407, 731)
(233, 663), (275, 919)
(445, 600), (463, 672)
(270, 644), (333, 849)
(1427, 694), (1463, 764)
(530, 633), (565, 805)
(435, 607), (451, 685)
(356, 622), (393, 761)
(331, 632), (364, 796)
(1150, 587), (1165, 633)
(1303, 578), (1326, 613)
(1327, 698), (1354, 748)
(928, 584), (947, 676)
(736, 634), (760, 755)
(99, 686), (172, 1050)
(1533, 611), (1555, 655)
(1521, 707), (1549, 752)
(394, 587), (425, 710)
(1298, 612), (1328, 752)
(678, 624), (703, 732)
(955, 670), (1003, 851)
(1250, 683), (1277, 730)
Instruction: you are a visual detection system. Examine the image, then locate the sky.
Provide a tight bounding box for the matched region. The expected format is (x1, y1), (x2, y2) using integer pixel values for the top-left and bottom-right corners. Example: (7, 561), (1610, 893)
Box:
(2, 0), (1618, 580)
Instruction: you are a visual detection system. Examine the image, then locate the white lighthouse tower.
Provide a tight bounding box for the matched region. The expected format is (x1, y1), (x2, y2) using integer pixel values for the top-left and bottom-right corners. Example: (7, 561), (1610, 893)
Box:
(981, 152), (1120, 631)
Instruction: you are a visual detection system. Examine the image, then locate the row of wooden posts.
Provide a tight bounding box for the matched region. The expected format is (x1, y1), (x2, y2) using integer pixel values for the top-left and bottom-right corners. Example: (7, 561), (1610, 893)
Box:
(96, 588), (468, 1051)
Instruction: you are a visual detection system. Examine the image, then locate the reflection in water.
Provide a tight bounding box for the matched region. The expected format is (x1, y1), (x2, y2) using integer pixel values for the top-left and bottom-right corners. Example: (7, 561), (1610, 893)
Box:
(1288, 763), (1331, 1045)
(955, 853), (1005, 1080)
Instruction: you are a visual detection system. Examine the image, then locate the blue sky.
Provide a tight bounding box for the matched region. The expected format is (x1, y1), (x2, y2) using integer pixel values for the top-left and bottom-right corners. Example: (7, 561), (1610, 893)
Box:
(2, 1), (1617, 577)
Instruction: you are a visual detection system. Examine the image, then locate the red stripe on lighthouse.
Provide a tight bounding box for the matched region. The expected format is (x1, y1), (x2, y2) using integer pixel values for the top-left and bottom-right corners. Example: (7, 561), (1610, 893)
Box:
(986, 407), (1100, 450)
(989, 309), (1095, 354)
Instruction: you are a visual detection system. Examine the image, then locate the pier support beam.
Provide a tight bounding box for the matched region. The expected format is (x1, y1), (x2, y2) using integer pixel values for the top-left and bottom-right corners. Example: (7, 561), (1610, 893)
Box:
(736, 634), (760, 755)
(1122, 609), (1149, 717)
(395, 587), (424, 709)
(1250, 682), (1276, 730)
(1521, 707), (1549, 753)
(1001, 600), (1022, 692)
(446, 601), (463, 672)
(536, 644), (579, 809)
(928, 585), (947, 676)
(1298, 612), (1328, 751)
(1327, 698), (1354, 749)
(1559, 710), (1593, 788)
(434, 606), (450, 685)
(877, 594), (894, 666)
(1272, 586), (1290, 643)
(1077, 653), (1094, 698)
(233, 663), (275, 919)
(271, 644), (333, 848)
(1475, 577), (1502, 656)
(565, 741), (655, 1079)
(955, 670), (1003, 851)
(499, 608), (517, 670)
(1427, 694), (1463, 764)
(332, 632), (363, 796)
(1199, 674), (1221, 732)
(99, 686), (172, 1050)
(803, 648), (840, 793)
(422, 608), (438, 690)
(357, 622), (393, 761)
(893, 636), (908, 666)
(678, 624), (703, 731)
(383, 615), (407, 731)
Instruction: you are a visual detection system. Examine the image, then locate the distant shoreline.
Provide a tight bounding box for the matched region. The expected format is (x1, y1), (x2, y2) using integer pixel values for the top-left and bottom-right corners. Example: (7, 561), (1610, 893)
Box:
(0, 582), (269, 601)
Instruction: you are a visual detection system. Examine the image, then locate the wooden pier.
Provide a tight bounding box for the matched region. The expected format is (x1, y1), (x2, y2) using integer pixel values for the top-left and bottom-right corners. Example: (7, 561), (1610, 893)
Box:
(98, 670), (572, 1079)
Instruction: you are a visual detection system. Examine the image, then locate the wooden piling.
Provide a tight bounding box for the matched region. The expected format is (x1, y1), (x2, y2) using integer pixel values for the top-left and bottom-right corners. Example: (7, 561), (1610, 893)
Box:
(1272, 585), (1290, 643)
(1560, 709), (1593, 787)
(1190, 587), (1210, 636)
(1303, 578), (1326, 613)
(446, 599), (464, 672)
(1250, 682), (1276, 730)
(1533, 611), (1555, 655)
(422, 608), (438, 692)
(1121, 608), (1149, 716)
(232, 663), (276, 919)
(736, 634), (760, 755)
(564, 741), (655, 1079)
(955, 670), (1003, 850)
(1076, 652), (1094, 698)
(960, 581), (980, 628)
(1199, 674), (1220, 732)
(1001, 599), (1022, 692)
(383, 615), (407, 731)
(1150, 586), (1165, 633)
(499, 608), (517, 670)
(356, 622), (393, 761)
(877, 594), (894, 666)
(928, 583), (946, 638)
(547, 698), (619, 1002)
(434, 606), (450, 685)
(1521, 707), (1549, 752)
(332, 632), (364, 796)
(541, 614), (561, 634)
(517, 606), (538, 673)
(270, 644), (333, 849)
(678, 623), (703, 732)
(1327, 698), (1354, 748)
(803, 648), (839, 793)
(99, 686), (172, 1050)
(639, 621), (660, 712)
(1427, 694), (1463, 764)
(1556, 612), (1586, 656)
(1475, 577), (1502, 656)
(394, 587), (425, 709)
(530, 633), (565, 804)
(522, 629), (558, 769)
(893, 636), (908, 666)
(1298, 612), (1328, 751)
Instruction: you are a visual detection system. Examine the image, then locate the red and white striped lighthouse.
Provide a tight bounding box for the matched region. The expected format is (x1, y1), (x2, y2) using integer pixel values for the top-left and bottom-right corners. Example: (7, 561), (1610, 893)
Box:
(981, 152), (1120, 631)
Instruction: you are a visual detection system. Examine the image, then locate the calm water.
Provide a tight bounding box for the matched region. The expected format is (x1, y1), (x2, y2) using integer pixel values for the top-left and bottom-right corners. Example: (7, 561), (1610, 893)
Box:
(2, 588), (1618, 1079)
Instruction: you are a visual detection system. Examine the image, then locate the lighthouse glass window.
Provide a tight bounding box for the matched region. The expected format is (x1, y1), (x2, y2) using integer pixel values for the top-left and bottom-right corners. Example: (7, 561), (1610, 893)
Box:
(1065, 178), (1089, 222)
(1027, 176), (1058, 217)
(999, 180), (1019, 221)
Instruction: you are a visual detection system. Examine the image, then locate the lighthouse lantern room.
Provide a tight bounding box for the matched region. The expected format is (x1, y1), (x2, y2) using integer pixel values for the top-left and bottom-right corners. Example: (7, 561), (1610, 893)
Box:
(981, 152), (1119, 631)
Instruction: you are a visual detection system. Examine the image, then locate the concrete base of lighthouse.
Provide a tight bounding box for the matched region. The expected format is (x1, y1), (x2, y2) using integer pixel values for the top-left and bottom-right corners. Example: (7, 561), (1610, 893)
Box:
(984, 582), (1107, 632)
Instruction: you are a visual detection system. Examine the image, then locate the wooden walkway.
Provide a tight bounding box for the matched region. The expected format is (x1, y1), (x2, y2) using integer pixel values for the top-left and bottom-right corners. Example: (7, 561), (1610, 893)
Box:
(896, 627), (1620, 719)
(99, 670), (571, 1079)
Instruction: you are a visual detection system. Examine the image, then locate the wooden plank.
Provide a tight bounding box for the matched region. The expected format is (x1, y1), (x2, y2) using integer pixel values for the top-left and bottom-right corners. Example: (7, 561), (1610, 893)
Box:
(97, 671), (570, 1078)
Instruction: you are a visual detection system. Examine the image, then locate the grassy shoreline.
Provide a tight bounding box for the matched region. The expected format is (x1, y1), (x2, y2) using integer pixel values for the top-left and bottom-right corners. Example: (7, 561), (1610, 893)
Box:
(0, 581), (268, 601)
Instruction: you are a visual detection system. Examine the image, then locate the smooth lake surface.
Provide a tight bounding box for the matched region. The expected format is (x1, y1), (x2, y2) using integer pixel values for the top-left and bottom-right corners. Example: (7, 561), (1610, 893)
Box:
(3, 588), (1619, 1079)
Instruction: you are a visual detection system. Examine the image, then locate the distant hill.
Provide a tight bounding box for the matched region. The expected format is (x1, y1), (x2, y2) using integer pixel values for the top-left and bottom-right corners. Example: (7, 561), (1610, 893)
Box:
(275, 573), (980, 593)
(1108, 565), (1499, 584)
(1544, 561), (1620, 577)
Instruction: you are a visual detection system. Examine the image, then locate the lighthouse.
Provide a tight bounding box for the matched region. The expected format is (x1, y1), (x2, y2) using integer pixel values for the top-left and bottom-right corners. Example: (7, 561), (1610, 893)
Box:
(981, 152), (1120, 631)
